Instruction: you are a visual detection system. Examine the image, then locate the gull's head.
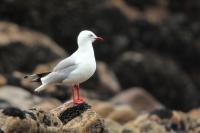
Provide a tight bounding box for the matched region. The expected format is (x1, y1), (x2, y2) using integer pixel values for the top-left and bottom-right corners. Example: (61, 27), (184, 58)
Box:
(77, 30), (103, 46)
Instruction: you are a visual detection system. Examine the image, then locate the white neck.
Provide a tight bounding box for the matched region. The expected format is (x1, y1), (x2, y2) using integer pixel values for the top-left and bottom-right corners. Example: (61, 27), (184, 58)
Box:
(77, 41), (95, 56)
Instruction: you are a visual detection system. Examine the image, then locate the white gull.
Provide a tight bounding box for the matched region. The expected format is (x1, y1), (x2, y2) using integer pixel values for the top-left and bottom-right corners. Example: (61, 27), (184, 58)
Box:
(25, 30), (103, 104)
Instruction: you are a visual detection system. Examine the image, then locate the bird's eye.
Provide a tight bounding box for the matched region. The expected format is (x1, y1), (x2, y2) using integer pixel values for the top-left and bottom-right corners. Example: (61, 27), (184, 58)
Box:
(89, 34), (93, 37)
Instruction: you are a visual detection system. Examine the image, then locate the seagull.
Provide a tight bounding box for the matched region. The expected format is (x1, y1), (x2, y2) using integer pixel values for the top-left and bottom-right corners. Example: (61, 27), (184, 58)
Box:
(24, 30), (103, 104)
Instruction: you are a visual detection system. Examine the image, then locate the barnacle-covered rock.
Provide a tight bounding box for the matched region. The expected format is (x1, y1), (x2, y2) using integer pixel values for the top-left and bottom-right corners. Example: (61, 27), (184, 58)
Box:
(0, 107), (62, 133)
(51, 101), (108, 133)
(0, 101), (108, 133)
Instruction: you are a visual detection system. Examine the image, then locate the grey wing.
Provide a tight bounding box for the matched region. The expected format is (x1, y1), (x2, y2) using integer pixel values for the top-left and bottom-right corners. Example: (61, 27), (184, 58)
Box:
(42, 65), (78, 84)
(53, 56), (76, 72)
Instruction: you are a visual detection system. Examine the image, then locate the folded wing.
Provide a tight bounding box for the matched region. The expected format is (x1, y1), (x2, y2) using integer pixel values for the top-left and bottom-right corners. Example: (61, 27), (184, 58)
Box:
(53, 56), (77, 72)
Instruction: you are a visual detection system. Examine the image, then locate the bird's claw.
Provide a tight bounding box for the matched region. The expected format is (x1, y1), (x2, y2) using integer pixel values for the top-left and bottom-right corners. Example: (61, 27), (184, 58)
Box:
(74, 98), (84, 104)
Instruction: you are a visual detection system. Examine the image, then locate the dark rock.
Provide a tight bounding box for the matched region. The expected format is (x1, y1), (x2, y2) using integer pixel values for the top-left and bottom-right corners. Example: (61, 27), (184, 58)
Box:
(3, 73), (21, 87)
(0, 0), (199, 112)
(121, 129), (134, 133)
(59, 102), (91, 124)
(42, 114), (52, 126)
(0, 110), (38, 133)
(0, 107), (62, 133)
(51, 101), (107, 133)
(0, 99), (11, 109)
(123, 18), (200, 79)
(0, 21), (66, 73)
(2, 107), (26, 119)
(166, 121), (185, 132)
(168, 0), (200, 20)
(24, 111), (37, 121)
(113, 51), (200, 111)
(0, 129), (4, 133)
(0, 0), (130, 62)
(124, 0), (159, 10)
(150, 109), (173, 119)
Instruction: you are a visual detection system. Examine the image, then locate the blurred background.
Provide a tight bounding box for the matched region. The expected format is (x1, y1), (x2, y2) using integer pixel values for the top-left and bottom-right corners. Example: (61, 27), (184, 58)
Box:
(0, 0), (199, 113)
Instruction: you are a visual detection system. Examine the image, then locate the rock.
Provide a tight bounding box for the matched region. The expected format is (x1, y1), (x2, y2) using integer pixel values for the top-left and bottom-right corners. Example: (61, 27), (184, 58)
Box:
(123, 0), (159, 10)
(92, 101), (115, 118)
(0, 75), (6, 86)
(113, 51), (200, 111)
(111, 0), (168, 23)
(104, 119), (122, 133)
(0, 99), (11, 109)
(168, 0), (199, 19)
(0, 86), (41, 110)
(89, 100), (139, 124)
(0, 97), (199, 133)
(83, 62), (121, 100)
(96, 62), (121, 94)
(0, 86), (61, 110)
(0, 107), (38, 133)
(123, 116), (167, 133)
(39, 85), (71, 102)
(35, 98), (61, 111)
(126, 18), (200, 103)
(0, 21), (66, 73)
(0, 101), (109, 133)
(0, 0), (198, 72)
(188, 108), (200, 119)
(51, 101), (108, 133)
(2, 71), (70, 102)
(150, 108), (173, 119)
(33, 64), (52, 74)
(107, 105), (138, 125)
(111, 87), (163, 112)
(27, 108), (63, 133)
(33, 60), (60, 74)
(0, 0), (129, 57)
(122, 109), (200, 133)
(0, 107), (62, 133)
(0, 0), (199, 113)
(12, 71), (39, 92)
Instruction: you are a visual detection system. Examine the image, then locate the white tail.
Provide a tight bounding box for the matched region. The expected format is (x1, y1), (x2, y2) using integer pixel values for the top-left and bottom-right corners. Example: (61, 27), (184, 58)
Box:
(35, 84), (47, 92)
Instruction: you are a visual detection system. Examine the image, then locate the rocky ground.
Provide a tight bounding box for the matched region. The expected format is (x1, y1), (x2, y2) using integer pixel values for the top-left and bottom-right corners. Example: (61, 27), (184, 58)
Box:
(0, 0), (200, 132)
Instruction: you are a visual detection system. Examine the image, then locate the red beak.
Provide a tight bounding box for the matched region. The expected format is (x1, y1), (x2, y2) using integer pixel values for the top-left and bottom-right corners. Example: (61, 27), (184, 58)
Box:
(95, 36), (104, 41)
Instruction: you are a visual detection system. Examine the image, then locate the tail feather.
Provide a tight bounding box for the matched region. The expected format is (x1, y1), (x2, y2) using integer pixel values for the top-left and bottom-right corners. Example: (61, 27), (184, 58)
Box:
(24, 72), (50, 83)
(35, 84), (47, 92)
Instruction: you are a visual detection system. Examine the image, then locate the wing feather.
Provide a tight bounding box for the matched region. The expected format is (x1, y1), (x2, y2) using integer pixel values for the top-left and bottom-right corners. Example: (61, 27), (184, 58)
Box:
(42, 65), (78, 84)
(53, 56), (76, 72)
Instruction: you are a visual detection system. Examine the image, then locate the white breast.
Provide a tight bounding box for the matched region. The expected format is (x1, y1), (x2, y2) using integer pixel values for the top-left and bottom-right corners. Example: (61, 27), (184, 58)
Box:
(63, 44), (96, 84)
(76, 52), (96, 82)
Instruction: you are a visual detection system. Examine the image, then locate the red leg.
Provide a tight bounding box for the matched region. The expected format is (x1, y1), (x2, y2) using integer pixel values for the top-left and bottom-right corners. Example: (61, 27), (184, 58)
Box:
(72, 85), (75, 102)
(76, 84), (80, 100)
(74, 84), (84, 104)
